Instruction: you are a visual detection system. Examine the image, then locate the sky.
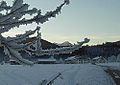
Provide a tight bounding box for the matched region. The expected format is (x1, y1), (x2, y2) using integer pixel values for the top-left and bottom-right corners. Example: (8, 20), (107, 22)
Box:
(3, 0), (120, 45)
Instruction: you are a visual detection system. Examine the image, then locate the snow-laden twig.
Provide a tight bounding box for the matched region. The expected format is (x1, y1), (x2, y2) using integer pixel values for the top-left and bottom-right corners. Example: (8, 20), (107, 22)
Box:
(39, 72), (62, 85)
(0, 0), (70, 65)
(0, 0), (69, 33)
(35, 38), (90, 56)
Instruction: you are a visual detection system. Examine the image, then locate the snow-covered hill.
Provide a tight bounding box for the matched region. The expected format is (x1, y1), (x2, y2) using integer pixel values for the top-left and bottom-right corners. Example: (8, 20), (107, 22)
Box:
(0, 64), (114, 85)
(55, 41), (73, 47)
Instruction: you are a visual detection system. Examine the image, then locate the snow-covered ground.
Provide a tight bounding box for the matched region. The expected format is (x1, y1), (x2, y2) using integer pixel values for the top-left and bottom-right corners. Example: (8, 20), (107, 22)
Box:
(0, 64), (114, 85)
(99, 62), (120, 70)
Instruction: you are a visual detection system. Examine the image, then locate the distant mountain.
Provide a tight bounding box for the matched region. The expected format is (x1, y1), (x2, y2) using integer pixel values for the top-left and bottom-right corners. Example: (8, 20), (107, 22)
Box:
(55, 41), (73, 47)
(20, 37), (60, 49)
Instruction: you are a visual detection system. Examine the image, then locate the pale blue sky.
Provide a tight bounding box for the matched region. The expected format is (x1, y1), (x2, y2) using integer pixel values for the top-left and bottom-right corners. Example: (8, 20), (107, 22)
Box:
(3, 0), (120, 45)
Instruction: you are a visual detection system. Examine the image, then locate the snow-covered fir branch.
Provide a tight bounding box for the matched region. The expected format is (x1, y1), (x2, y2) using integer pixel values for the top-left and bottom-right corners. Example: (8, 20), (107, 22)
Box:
(6, 26), (39, 42)
(0, 1), (11, 11)
(0, 0), (69, 33)
(35, 38), (90, 56)
(0, 0), (70, 65)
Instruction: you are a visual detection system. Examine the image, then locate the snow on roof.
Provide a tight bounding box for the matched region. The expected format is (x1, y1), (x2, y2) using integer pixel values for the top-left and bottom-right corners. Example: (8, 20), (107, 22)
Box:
(9, 59), (16, 61)
(38, 58), (56, 62)
(65, 56), (76, 61)
(93, 56), (100, 60)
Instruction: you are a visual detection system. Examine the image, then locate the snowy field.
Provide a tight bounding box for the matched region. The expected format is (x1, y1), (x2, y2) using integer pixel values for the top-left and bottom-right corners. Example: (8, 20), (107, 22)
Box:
(0, 64), (114, 85)
(98, 62), (120, 70)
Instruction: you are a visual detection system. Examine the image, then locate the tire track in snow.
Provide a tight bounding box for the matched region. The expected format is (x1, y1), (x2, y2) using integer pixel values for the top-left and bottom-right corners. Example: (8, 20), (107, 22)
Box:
(105, 69), (120, 85)
(97, 65), (118, 85)
(62, 66), (80, 85)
